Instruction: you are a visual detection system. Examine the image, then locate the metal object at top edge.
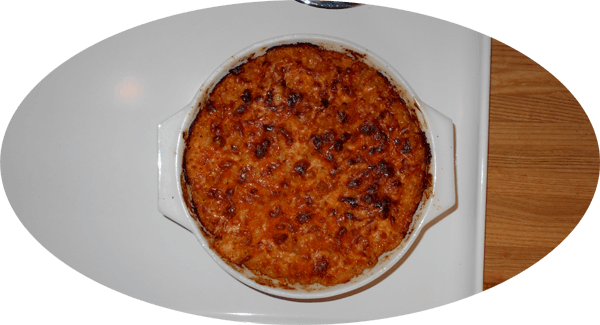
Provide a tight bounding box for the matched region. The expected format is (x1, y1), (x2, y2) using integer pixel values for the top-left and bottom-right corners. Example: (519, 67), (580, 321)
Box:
(294, 0), (363, 9)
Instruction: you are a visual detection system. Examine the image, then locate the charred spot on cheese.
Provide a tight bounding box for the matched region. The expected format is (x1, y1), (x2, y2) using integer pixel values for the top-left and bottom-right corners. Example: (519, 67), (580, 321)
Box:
(373, 196), (392, 219)
(238, 166), (250, 183)
(288, 92), (303, 107)
(294, 159), (310, 176)
(207, 187), (222, 199)
(241, 89), (252, 103)
(311, 134), (323, 152)
(377, 160), (394, 178)
(255, 139), (271, 159)
(274, 233), (288, 245)
(234, 104), (246, 116)
(232, 121), (244, 137)
(347, 178), (361, 188)
(337, 111), (348, 124)
(359, 121), (377, 135)
(219, 160), (234, 170)
(313, 256), (330, 277)
(333, 139), (344, 151)
(339, 196), (359, 208)
(212, 135), (225, 147)
(263, 162), (279, 176)
(277, 126), (294, 145)
(306, 196), (313, 206)
(205, 100), (217, 114)
(345, 212), (358, 221)
(269, 205), (281, 217)
(322, 129), (336, 143)
(229, 65), (243, 76)
(182, 43), (431, 287)
(400, 139), (411, 153)
(420, 131), (432, 165)
(361, 193), (374, 204)
(225, 205), (236, 218)
(324, 152), (334, 162)
(297, 212), (312, 224)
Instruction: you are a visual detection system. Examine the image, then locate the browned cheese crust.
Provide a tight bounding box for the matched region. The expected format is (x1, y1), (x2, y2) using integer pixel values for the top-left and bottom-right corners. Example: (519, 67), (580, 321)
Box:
(183, 43), (431, 287)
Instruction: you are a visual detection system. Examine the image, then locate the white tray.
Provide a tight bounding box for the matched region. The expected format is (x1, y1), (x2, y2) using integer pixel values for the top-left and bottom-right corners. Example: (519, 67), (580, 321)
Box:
(1, 2), (489, 323)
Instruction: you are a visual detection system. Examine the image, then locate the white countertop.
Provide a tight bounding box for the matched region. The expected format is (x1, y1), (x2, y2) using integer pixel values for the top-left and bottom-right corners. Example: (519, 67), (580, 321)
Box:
(1, 2), (490, 323)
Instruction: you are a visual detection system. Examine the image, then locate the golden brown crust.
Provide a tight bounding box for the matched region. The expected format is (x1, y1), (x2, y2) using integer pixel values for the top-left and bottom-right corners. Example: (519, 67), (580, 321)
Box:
(183, 43), (430, 287)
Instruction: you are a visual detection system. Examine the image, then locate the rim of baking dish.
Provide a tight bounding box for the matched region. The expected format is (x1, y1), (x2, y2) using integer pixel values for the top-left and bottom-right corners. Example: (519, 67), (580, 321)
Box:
(178, 34), (437, 300)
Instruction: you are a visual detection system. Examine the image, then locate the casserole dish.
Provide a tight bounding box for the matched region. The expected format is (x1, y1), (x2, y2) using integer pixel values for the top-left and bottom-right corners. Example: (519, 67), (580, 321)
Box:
(157, 34), (455, 299)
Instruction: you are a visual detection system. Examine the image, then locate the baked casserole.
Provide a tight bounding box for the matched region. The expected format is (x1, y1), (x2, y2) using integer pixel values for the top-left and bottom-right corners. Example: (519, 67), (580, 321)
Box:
(182, 43), (431, 287)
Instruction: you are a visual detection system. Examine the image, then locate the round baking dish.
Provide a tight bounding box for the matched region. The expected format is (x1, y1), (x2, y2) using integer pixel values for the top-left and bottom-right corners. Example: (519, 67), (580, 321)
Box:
(157, 34), (455, 300)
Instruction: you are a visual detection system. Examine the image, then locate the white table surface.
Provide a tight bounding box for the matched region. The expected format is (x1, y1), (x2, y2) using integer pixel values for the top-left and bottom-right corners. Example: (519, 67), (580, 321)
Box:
(1, 2), (490, 323)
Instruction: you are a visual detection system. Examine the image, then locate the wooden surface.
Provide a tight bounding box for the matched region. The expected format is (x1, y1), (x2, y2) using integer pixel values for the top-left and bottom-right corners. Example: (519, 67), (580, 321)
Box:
(484, 39), (599, 290)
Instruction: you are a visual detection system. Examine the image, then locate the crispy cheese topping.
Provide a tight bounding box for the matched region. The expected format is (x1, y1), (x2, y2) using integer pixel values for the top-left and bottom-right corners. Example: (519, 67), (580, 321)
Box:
(183, 43), (431, 287)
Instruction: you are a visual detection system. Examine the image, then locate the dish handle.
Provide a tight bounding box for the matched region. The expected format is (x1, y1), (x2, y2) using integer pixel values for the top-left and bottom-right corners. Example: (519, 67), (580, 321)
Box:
(422, 103), (456, 225)
(157, 108), (195, 232)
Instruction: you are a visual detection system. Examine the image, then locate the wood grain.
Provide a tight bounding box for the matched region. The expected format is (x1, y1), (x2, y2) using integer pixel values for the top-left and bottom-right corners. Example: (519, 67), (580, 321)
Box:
(484, 39), (599, 290)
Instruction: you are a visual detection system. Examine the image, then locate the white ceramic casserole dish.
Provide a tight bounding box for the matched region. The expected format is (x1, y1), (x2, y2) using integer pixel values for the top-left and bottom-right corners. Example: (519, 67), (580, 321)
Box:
(157, 34), (455, 300)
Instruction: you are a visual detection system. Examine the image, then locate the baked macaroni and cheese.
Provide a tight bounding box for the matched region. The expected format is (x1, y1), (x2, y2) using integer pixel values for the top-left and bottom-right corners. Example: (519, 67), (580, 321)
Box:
(182, 43), (431, 287)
